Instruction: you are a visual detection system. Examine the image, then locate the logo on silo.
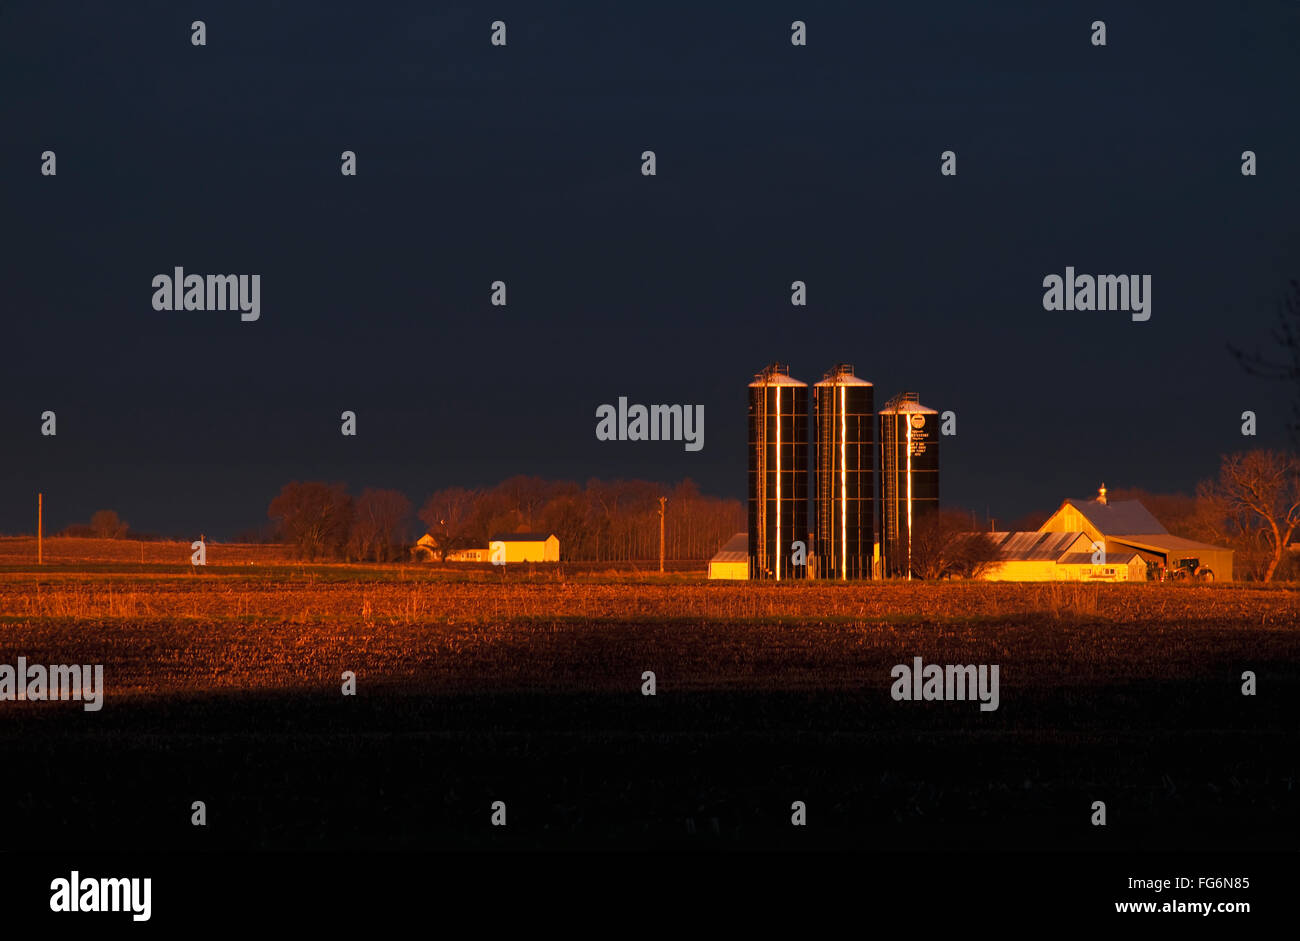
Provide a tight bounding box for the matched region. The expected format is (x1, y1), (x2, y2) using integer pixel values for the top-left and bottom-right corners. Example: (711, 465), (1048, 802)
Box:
(909, 414), (925, 430)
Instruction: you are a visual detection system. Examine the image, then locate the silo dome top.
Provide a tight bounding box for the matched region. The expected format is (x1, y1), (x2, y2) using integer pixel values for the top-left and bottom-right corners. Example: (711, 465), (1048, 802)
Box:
(880, 392), (938, 414)
(750, 363), (807, 387)
(815, 363), (872, 386)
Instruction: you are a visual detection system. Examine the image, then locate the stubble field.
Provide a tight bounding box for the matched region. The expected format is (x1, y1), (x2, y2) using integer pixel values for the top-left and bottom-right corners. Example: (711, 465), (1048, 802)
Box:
(0, 556), (1295, 852)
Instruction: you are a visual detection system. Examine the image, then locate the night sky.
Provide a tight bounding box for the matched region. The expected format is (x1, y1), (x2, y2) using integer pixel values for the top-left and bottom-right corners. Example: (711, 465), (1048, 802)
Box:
(3, 1), (1297, 538)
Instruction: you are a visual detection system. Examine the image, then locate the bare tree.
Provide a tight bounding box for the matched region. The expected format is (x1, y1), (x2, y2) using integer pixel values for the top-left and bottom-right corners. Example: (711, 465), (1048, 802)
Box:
(348, 488), (413, 561)
(418, 487), (479, 561)
(268, 481), (354, 560)
(1230, 279), (1300, 445)
(910, 509), (1000, 580)
(89, 509), (128, 539)
(1197, 449), (1300, 582)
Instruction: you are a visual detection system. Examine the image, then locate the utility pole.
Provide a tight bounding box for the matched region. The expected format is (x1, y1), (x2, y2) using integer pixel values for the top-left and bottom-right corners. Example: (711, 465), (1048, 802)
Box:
(658, 496), (667, 574)
(37, 492), (43, 565)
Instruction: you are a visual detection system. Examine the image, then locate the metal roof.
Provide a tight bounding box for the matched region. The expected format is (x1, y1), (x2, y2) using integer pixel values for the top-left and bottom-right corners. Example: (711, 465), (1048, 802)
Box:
(815, 364), (872, 386)
(710, 532), (749, 563)
(879, 392), (937, 414)
(1060, 499), (1167, 535)
(749, 365), (806, 387)
(489, 532), (556, 542)
(986, 531), (1088, 561)
(1107, 534), (1231, 554)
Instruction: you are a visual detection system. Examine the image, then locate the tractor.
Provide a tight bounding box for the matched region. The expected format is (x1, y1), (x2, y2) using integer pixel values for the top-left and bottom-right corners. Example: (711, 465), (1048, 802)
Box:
(1168, 557), (1214, 582)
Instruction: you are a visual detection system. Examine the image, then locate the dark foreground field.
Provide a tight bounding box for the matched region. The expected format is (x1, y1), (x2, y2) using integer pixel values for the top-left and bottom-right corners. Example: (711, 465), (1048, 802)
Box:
(0, 569), (1295, 851)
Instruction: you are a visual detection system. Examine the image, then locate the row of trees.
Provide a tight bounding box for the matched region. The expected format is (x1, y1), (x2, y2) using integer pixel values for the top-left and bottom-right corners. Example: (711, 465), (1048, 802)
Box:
(266, 476), (745, 563)
(267, 484), (411, 562)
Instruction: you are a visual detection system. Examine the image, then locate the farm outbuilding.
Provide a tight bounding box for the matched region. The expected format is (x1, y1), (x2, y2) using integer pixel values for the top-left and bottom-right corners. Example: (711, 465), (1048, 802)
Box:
(708, 532), (750, 580)
(488, 533), (560, 563)
(977, 530), (1147, 582)
(979, 531), (1093, 581)
(1101, 534), (1232, 582)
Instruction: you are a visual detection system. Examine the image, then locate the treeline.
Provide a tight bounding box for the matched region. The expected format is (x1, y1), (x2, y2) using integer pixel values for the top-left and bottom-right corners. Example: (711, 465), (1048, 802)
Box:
(265, 475), (744, 563)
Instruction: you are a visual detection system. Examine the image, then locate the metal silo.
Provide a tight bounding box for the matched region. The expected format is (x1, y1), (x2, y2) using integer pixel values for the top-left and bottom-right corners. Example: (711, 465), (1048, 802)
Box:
(748, 364), (809, 580)
(814, 364), (874, 580)
(878, 393), (939, 579)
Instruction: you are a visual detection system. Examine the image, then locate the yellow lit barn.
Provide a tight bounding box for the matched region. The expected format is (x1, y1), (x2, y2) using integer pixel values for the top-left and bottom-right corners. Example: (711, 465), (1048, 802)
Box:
(707, 533), (749, 580)
(979, 485), (1232, 581)
(488, 533), (560, 563)
(1038, 486), (1232, 581)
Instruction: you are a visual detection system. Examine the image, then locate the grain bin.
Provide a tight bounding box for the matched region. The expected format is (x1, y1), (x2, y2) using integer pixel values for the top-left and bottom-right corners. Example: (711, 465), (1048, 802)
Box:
(748, 364), (809, 580)
(878, 392), (939, 578)
(814, 364), (874, 579)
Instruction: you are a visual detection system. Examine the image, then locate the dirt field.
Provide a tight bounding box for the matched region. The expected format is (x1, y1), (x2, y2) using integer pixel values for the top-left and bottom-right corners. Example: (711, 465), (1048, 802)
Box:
(0, 564), (1295, 851)
(0, 572), (1294, 696)
(0, 536), (300, 566)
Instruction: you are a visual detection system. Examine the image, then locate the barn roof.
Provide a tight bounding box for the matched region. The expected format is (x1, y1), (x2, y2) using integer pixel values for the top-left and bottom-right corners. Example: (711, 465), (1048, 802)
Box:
(489, 532), (557, 542)
(986, 531), (1088, 561)
(1108, 534), (1231, 554)
(710, 532), (749, 563)
(1059, 498), (1167, 535)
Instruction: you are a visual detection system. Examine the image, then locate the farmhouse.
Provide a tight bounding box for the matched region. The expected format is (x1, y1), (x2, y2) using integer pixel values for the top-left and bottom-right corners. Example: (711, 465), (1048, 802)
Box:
(411, 534), (490, 562)
(411, 534), (435, 561)
(707, 532), (749, 580)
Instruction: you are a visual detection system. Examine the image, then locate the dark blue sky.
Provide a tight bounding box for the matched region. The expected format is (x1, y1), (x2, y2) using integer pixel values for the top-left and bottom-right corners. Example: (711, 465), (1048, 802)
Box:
(3, 1), (1297, 537)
